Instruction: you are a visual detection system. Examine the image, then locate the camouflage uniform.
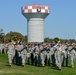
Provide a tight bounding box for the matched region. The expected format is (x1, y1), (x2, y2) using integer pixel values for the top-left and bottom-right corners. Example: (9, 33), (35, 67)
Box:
(0, 43), (4, 54)
(7, 42), (15, 66)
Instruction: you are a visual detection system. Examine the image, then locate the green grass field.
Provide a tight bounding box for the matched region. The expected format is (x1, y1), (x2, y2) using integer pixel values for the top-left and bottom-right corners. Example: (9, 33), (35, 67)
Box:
(0, 54), (76, 75)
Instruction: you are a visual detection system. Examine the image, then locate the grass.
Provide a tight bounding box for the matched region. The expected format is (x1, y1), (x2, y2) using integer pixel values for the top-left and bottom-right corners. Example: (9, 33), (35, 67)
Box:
(0, 54), (76, 75)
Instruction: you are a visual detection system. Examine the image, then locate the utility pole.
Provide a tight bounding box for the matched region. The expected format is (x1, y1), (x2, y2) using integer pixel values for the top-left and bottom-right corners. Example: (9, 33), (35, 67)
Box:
(68, 33), (69, 43)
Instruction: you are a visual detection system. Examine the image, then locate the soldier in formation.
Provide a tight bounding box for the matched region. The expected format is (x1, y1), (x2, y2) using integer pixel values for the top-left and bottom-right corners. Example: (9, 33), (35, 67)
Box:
(1, 40), (76, 70)
(0, 42), (4, 54)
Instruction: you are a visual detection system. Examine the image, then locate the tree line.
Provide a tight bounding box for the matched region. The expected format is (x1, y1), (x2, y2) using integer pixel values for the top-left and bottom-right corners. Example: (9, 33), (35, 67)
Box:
(0, 28), (76, 43)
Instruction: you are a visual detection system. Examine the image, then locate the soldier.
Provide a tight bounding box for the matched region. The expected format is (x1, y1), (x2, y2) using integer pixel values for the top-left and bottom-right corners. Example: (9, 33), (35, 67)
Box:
(14, 42), (23, 65)
(27, 44), (31, 65)
(51, 41), (60, 67)
(65, 44), (73, 67)
(21, 46), (27, 67)
(30, 44), (34, 65)
(61, 43), (66, 66)
(3, 43), (7, 54)
(38, 44), (43, 66)
(40, 45), (47, 67)
(50, 45), (56, 67)
(65, 44), (69, 67)
(7, 41), (15, 66)
(46, 45), (51, 66)
(14, 42), (19, 65)
(55, 43), (62, 70)
(34, 44), (39, 66)
(40, 50), (45, 67)
(44, 46), (47, 66)
(0, 43), (4, 54)
(17, 41), (24, 66)
(69, 44), (76, 68)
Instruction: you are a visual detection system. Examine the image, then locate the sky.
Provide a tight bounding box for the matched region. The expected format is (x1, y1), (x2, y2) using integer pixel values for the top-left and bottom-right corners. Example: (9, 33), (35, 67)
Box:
(0, 0), (76, 39)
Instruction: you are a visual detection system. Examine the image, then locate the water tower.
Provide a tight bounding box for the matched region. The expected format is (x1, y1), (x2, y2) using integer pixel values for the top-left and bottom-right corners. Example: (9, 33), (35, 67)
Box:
(21, 4), (50, 42)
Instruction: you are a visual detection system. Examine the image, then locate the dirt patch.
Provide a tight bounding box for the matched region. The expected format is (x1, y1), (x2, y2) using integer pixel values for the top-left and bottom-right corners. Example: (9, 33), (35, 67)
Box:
(0, 70), (29, 74)
(0, 70), (3, 73)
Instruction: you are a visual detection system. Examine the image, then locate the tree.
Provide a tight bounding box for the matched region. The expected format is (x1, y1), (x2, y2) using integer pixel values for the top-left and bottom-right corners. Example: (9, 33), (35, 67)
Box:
(44, 37), (53, 43)
(4, 31), (25, 42)
(25, 35), (27, 43)
(60, 39), (68, 43)
(68, 39), (76, 43)
(0, 28), (5, 42)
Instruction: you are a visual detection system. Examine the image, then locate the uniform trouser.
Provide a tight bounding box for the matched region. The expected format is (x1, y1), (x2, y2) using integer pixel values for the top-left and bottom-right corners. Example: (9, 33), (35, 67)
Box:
(45, 55), (47, 66)
(70, 54), (75, 67)
(65, 56), (68, 67)
(37, 55), (41, 66)
(22, 59), (25, 65)
(47, 58), (50, 66)
(8, 54), (14, 64)
(41, 53), (45, 66)
(15, 55), (19, 65)
(41, 59), (45, 66)
(51, 54), (55, 67)
(31, 53), (34, 65)
(17, 56), (22, 65)
(15, 51), (19, 65)
(12, 55), (15, 64)
(34, 56), (38, 66)
(61, 55), (65, 66)
(4, 48), (6, 54)
(0, 49), (3, 54)
(55, 55), (61, 69)
(15, 51), (22, 65)
(28, 57), (31, 65)
(21, 54), (26, 65)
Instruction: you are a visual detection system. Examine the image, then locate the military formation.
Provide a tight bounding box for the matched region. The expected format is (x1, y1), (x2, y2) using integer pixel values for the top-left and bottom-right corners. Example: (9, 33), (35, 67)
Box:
(0, 40), (76, 70)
